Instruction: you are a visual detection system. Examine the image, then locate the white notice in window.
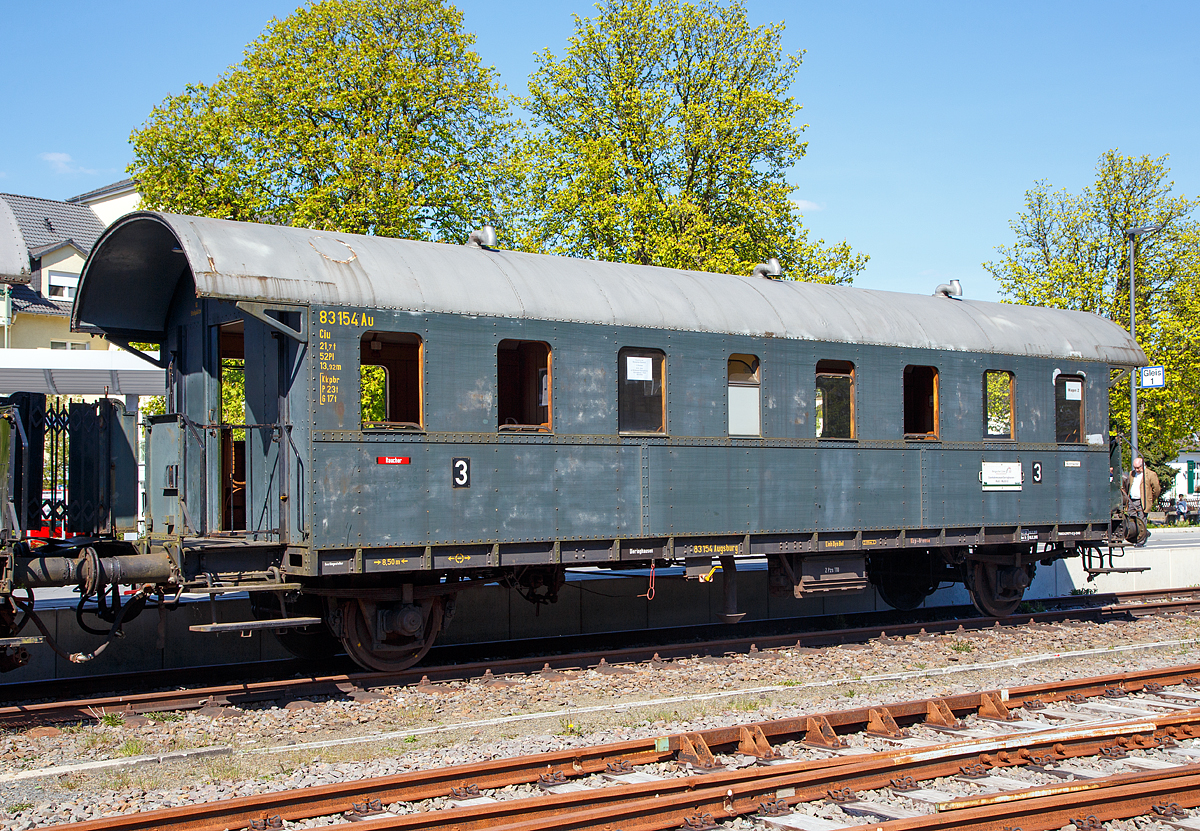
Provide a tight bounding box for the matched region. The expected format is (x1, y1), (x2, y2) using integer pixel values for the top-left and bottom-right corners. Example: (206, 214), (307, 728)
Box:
(626, 356), (654, 381)
(1064, 380), (1082, 401)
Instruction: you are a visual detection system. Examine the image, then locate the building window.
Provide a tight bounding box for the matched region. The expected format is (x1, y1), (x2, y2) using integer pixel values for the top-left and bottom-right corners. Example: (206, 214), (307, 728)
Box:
(815, 360), (855, 439)
(498, 339), (551, 430)
(903, 365), (939, 439)
(618, 347), (666, 433)
(49, 341), (88, 350)
(1055, 374), (1084, 443)
(728, 354), (761, 436)
(984, 370), (1015, 439)
(46, 271), (80, 300)
(360, 332), (422, 429)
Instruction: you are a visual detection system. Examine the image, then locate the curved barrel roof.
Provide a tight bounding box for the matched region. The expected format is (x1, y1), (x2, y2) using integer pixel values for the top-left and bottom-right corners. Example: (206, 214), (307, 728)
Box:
(74, 212), (1144, 366)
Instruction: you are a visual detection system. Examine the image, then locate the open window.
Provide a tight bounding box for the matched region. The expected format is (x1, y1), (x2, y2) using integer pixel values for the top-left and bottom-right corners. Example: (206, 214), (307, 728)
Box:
(1055, 374), (1084, 443)
(728, 354), (761, 436)
(903, 365), (939, 439)
(618, 347), (666, 433)
(984, 370), (1015, 439)
(815, 360), (854, 439)
(217, 321), (246, 531)
(498, 339), (551, 430)
(360, 331), (422, 429)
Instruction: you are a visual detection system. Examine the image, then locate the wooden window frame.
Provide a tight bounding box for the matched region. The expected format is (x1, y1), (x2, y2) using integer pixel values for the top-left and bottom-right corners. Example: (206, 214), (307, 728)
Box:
(360, 331), (424, 431)
(903, 364), (940, 440)
(983, 370), (1016, 440)
(815, 359), (855, 440)
(1055, 373), (1086, 444)
(497, 339), (553, 432)
(727, 353), (761, 436)
(618, 347), (667, 435)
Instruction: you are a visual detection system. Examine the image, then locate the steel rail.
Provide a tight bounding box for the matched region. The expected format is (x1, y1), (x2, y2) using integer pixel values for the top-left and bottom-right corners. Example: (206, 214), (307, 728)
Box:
(40, 665), (1200, 831)
(318, 716), (1200, 831)
(4, 587), (1200, 727)
(854, 765), (1200, 831)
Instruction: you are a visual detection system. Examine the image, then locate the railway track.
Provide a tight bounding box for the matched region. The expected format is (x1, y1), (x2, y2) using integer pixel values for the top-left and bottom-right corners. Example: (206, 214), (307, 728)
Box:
(40, 662), (1200, 831)
(3, 585), (1199, 728)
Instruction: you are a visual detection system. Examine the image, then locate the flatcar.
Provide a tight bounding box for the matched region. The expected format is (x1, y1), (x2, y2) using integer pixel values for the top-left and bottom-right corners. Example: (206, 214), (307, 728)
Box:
(0, 212), (1146, 672)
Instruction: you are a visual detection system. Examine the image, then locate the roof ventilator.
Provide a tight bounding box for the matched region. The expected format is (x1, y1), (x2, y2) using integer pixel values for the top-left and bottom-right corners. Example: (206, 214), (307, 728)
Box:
(933, 279), (963, 299)
(465, 224), (497, 249)
(751, 257), (782, 279)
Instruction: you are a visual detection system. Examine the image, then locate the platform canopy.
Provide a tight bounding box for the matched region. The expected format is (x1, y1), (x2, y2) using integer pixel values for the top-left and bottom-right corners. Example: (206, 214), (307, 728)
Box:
(0, 347), (165, 396)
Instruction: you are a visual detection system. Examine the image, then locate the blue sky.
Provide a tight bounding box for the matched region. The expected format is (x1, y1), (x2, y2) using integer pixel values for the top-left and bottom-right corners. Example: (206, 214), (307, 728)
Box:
(2, 0), (1196, 300)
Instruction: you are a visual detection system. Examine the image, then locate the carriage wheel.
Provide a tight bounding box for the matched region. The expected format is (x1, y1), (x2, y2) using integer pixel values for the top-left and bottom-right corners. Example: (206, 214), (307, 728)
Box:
(338, 597), (443, 673)
(967, 560), (1026, 618)
(875, 576), (932, 612)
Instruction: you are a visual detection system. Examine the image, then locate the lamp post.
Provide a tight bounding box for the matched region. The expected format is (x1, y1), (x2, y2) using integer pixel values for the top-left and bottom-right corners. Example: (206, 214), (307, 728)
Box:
(1124, 223), (1162, 464)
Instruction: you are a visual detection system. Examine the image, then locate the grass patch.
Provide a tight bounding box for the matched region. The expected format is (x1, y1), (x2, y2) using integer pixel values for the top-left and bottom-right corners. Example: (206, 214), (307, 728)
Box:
(730, 697), (763, 713)
(117, 738), (147, 757)
(145, 711), (184, 723)
(950, 641), (974, 653)
(98, 713), (125, 728)
(7, 802), (32, 813)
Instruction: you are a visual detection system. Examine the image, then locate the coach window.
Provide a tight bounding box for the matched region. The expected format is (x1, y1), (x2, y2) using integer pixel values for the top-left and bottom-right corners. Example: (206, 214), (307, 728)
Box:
(360, 332), (422, 429)
(618, 347), (666, 433)
(815, 360), (855, 439)
(903, 365), (939, 439)
(1055, 374), (1085, 443)
(498, 339), (551, 430)
(984, 370), (1015, 439)
(728, 354), (761, 436)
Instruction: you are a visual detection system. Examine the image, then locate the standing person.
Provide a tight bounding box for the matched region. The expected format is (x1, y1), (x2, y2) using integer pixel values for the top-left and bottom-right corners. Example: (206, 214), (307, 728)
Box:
(1129, 457), (1162, 546)
(1177, 493), (1189, 525)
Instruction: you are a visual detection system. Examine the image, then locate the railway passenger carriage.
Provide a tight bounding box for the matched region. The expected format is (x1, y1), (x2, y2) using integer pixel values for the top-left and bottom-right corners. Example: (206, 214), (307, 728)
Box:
(0, 212), (1145, 672)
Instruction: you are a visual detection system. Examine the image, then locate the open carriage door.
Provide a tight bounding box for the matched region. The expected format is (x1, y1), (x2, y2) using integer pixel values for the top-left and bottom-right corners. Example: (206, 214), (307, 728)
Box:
(233, 302), (308, 546)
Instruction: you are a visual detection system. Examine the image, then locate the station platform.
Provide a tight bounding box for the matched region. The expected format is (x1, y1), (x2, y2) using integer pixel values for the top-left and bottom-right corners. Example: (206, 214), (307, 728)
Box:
(5, 529), (1199, 683)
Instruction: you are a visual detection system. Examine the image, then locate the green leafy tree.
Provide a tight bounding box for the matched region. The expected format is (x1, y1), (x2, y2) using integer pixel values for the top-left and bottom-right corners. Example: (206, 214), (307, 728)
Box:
(985, 150), (1200, 471)
(514, 0), (866, 283)
(130, 0), (517, 241)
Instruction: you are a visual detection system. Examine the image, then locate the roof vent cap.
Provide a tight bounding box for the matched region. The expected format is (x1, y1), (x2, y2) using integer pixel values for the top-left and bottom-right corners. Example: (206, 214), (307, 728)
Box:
(465, 224), (497, 249)
(933, 279), (963, 299)
(751, 257), (782, 280)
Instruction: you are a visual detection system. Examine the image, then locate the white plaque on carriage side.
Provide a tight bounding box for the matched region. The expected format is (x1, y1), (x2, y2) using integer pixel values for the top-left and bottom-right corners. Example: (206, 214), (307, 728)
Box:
(981, 461), (1022, 491)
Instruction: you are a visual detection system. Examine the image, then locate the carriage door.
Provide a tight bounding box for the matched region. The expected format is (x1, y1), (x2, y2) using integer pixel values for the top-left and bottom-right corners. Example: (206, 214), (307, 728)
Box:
(216, 321), (247, 531)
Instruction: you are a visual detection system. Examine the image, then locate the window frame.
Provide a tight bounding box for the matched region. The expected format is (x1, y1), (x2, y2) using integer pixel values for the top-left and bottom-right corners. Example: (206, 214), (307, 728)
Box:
(360, 331), (424, 431)
(617, 346), (667, 435)
(727, 353), (761, 437)
(1054, 373), (1086, 444)
(497, 338), (553, 432)
(815, 359), (856, 440)
(983, 370), (1016, 440)
(902, 364), (940, 440)
(46, 270), (80, 300)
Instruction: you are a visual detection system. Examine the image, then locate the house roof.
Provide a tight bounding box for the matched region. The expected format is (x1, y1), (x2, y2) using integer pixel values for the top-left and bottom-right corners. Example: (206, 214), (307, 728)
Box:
(76, 212), (1147, 368)
(67, 178), (138, 205)
(11, 284), (71, 318)
(28, 239), (87, 259)
(0, 193), (105, 256)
